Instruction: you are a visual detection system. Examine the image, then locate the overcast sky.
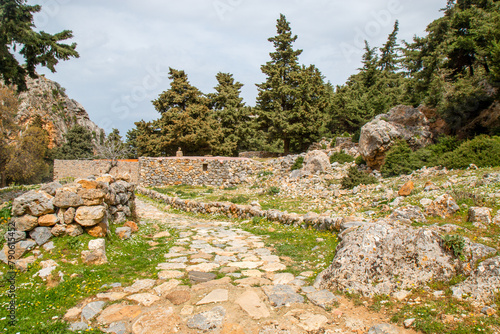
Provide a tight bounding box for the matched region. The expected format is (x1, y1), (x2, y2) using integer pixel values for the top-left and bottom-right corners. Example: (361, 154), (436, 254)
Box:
(30, 0), (447, 137)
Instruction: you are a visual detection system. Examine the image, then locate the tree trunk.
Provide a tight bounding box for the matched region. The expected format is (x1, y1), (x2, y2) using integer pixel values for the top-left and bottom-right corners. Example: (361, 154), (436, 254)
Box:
(283, 138), (290, 155)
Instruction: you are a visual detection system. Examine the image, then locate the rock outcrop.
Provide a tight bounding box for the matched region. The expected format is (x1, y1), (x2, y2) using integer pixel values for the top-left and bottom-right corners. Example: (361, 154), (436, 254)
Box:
(313, 220), (495, 297)
(359, 105), (433, 169)
(14, 75), (104, 149)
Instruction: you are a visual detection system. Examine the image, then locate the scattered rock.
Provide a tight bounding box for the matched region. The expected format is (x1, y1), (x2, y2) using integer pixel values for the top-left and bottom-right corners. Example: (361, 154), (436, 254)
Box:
(187, 306), (226, 331)
(451, 256), (500, 303)
(425, 194), (459, 218)
(303, 150), (331, 174)
(165, 290), (191, 305)
(263, 284), (304, 307)
(235, 289), (270, 319)
(468, 207), (492, 224)
(123, 221), (139, 232)
(398, 181), (414, 196)
(285, 309), (329, 332)
(390, 206), (426, 223)
(367, 323), (400, 334)
(86, 221), (108, 238)
(403, 318), (416, 328)
(116, 226), (132, 240)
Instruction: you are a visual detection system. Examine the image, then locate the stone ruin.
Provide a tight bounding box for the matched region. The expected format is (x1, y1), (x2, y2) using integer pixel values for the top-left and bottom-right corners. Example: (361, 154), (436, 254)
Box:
(1, 174), (136, 265)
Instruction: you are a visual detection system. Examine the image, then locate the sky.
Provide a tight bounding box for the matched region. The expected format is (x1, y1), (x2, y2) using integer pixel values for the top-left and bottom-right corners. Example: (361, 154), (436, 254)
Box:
(29, 0), (448, 137)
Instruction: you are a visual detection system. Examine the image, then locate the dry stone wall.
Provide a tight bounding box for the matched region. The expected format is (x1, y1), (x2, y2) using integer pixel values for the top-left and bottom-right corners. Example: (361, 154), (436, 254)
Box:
(54, 159), (139, 184)
(1, 175), (136, 264)
(139, 157), (259, 187)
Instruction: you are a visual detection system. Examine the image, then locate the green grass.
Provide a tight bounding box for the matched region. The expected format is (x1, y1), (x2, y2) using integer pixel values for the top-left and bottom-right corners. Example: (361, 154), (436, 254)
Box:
(0, 220), (176, 333)
(240, 218), (339, 278)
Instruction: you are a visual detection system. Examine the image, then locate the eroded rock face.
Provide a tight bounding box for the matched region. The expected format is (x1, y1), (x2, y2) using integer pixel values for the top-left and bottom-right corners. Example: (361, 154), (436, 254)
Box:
(314, 221), (460, 296)
(12, 191), (54, 217)
(359, 105), (433, 169)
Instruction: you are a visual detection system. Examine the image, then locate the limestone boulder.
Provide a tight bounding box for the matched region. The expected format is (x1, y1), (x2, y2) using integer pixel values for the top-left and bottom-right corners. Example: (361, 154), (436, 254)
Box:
(13, 215), (38, 232)
(66, 224), (84, 237)
(63, 207), (76, 224)
(12, 190), (54, 217)
(78, 188), (106, 206)
(425, 194), (460, 218)
(359, 105), (433, 169)
(303, 150), (330, 174)
(468, 207), (492, 224)
(38, 214), (59, 227)
(86, 221), (108, 237)
(451, 256), (500, 303)
(314, 221), (460, 296)
(54, 185), (84, 208)
(29, 226), (52, 245)
(74, 206), (106, 226)
(40, 182), (62, 196)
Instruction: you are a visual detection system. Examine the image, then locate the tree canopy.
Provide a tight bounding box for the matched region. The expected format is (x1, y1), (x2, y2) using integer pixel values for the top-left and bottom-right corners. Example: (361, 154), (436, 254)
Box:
(0, 0), (79, 91)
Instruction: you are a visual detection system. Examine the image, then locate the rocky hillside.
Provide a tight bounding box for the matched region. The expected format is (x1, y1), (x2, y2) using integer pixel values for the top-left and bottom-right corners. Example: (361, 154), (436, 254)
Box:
(15, 75), (104, 148)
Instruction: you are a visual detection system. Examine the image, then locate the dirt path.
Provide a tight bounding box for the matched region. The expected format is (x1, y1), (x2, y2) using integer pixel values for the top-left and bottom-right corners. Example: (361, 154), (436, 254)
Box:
(69, 199), (418, 334)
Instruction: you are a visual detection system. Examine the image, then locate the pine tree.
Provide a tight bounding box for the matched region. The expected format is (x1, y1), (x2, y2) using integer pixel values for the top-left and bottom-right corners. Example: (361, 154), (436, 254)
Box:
(208, 72), (257, 156)
(256, 14), (328, 154)
(378, 21), (400, 72)
(54, 124), (94, 159)
(149, 68), (220, 156)
(0, 0), (79, 91)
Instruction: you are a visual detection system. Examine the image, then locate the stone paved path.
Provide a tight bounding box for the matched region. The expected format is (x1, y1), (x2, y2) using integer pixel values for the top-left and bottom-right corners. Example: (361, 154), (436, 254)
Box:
(66, 199), (415, 334)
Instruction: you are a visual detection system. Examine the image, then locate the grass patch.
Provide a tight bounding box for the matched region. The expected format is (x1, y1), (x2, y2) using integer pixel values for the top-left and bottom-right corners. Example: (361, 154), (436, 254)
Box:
(240, 218), (339, 277)
(0, 220), (176, 333)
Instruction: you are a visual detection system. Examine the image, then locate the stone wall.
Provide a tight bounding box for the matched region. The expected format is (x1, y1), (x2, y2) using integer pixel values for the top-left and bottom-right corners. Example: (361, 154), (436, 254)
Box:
(238, 151), (282, 159)
(137, 187), (343, 231)
(54, 159), (140, 184)
(139, 157), (259, 187)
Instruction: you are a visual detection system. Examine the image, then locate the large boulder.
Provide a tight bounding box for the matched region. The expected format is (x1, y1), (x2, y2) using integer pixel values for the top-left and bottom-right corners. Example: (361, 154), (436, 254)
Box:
(303, 150), (330, 174)
(74, 206), (107, 226)
(359, 105), (433, 169)
(12, 191), (54, 217)
(54, 184), (84, 208)
(314, 221), (460, 296)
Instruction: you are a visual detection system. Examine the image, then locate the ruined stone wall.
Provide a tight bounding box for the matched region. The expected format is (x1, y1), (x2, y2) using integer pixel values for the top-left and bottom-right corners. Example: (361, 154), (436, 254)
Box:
(53, 159), (140, 184)
(139, 157), (259, 187)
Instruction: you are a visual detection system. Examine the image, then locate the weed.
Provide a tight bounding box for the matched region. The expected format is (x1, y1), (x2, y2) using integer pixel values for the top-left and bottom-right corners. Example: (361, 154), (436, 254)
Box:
(291, 157), (304, 171)
(442, 234), (466, 260)
(267, 186), (280, 195)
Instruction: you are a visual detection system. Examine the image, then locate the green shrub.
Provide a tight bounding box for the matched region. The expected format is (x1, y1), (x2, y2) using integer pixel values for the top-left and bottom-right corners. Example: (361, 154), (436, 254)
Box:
(329, 151), (354, 164)
(439, 135), (500, 169)
(341, 166), (378, 189)
(441, 234), (465, 260)
(381, 140), (421, 177)
(267, 186), (280, 195)
(252, 216), (263, 225)
(355, 155), (366, 166)
(291, 157), (304, 171)
(228, 195), (249, 204)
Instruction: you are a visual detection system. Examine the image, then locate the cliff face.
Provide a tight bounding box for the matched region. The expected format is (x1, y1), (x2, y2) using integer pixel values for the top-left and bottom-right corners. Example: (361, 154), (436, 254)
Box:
(15, 75), (104, 148)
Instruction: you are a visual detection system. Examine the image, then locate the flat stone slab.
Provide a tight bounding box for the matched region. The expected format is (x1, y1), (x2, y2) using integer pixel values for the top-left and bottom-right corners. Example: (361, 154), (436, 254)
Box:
(263, 285), (304, 308)
(103, 321), (127, 334)
(158, 270), (184, 280)
(156, 262), (187, 270)
(242, 270), (264, 278)
(189, 271), (217, 283)
(126, 293), (161, 307)
(273, 273), (295, 285)
(166, 290), (191, 305)
(187, 306), (226, 331)
(124, 279), (156, 293)
(227, 261), (263, 269)
(234, 277), (272, 287)
(186, 263), (220, 272)
(285, 309), (329, 332)
(235, 289), (270, 319)
(261, 263), (287, 272)
(306, 290), (339, 309)
(196, 289), (229, 305)
(97, 304), (143, 325)
(154, 279), (181, 296)
(82, 301), (106, 321)
(261, 255), (280, 263)
(96, 292), (129, 301)
(69, 322), (88, 331)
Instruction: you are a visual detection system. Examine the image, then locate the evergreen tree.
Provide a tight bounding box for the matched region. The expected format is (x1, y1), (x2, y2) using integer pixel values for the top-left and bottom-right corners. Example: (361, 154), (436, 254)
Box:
(0, 0), (79, 91)
(95, 128), (129, 160)
(54, 124), (94, 159)
(378, 21), (400, 72)
(256, 14), (328, 154)
(145, 68), (220, 156)
(208, 72), (260, 156)
(0, 86), (18, 186)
